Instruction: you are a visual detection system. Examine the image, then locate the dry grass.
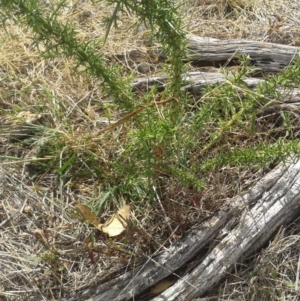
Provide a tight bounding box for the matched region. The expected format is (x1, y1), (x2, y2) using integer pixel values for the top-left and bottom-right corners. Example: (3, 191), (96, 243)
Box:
(1, 0), (300, 300)
(216, 219), (300, 301)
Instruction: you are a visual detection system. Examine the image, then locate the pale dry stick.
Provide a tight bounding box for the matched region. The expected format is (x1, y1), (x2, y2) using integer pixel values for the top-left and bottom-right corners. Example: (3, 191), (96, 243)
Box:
(225, 79), (281, 109)
(0, 156), (54, 165)
(0, 202), (19, 234)
(153, 96), (165, 120)
(186, 0), (197, 32)
(94, 97), (177, 136)
(19, 198), (28, 214)
(0, 100), (14, 107)
(133, 205), (183, 253)
(272, 225), (285, 244)
(0, 217), (10, 228)
(295, 253), (300, 291)
(194, 81), (228, 106)
(152, 186), (174, 236)
(131, 214), (169, 253)
(191, 297), (219, 301)
(222, 49), (240, 69)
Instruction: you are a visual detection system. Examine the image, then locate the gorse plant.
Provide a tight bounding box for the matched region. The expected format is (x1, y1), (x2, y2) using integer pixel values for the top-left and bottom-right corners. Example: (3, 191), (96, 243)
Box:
(0, 0), (134, 108)
(0, 0), (191, 204)
(0, 0), (300, 208)
(102, 0), (188, 98)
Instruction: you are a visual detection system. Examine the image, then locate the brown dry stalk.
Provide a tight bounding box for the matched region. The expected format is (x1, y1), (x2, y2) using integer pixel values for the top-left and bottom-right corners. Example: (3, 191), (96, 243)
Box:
(97, 97), (178, 135)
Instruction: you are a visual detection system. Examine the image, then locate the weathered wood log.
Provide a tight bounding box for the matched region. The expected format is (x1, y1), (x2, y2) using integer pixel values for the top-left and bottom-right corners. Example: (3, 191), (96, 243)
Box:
(132, 71), (300, 103)
(152, 156), (300, 300)
(119, 36), (300, 74)
(185, 35), (300, 73)
(132, 71), (263, 96)
(68, 156), (300, 301)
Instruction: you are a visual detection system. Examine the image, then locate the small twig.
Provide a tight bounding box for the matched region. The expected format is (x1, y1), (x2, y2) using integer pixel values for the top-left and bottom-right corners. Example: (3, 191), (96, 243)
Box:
(295, 253), (300, 290)
(153, 186), (174, 236)
(190, 297), (219, 301)
(0, 217), (11, 228)
(96, 97), (177, 135)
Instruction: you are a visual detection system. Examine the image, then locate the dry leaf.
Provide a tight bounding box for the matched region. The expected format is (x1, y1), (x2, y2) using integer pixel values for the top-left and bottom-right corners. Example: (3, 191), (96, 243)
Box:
(117, 204), (130, 223)
(75, 204), (130, 237)
(99, 205), (130, 237)
(75, 204), (100, 227)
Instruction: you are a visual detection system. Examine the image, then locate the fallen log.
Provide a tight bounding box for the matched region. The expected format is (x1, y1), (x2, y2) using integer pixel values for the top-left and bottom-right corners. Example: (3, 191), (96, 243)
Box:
(132, 71), (263, 95)
(118, 36), (300, 74)
(132, 71), (300, 103)
(68, 156), (300, 301)
(152, 156), (300, 300)
(186, 35), (300, 73)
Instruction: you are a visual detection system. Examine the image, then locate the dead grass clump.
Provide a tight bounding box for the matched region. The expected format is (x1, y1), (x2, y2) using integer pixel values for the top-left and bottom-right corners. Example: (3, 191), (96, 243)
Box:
(0, 161), (264, 300)
(182, 0), (300, 44)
